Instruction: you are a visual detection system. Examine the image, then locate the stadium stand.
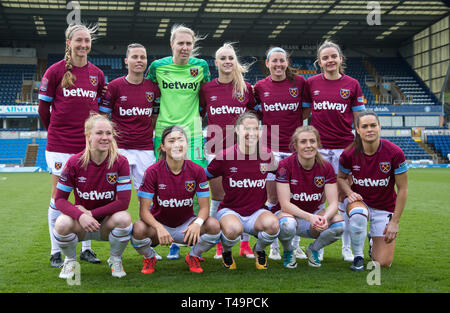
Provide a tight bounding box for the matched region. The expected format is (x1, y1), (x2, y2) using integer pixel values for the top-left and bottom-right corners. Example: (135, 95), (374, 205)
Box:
(383, 136), (432, 160)
(0, 138), (32, 165)
(427, 135), (450, 161)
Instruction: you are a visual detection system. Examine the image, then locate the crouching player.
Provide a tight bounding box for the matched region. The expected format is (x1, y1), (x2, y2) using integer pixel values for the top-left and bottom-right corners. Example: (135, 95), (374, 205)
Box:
(337, 110), (408, 271)
(53, 113), (133, 279)
(206, 112), (280, 270)
(131, 126), (221, 274)
(276, 126), (344, 268)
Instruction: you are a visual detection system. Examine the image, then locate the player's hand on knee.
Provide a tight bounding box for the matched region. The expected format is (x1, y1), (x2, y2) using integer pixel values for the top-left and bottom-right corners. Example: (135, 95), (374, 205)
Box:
(79, 213), (100, 232)
(348, 192), (363, 203)
(383, 221), (398, 243)
(156, 225), (173, 246)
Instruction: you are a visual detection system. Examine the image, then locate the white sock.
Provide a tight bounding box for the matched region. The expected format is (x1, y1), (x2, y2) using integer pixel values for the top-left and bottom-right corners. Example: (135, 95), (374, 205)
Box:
(109, 224), (132, 257)
(311, 221), (344, 251)
(278, 216), (297, 252)
(53, 229), (78, 260)
(241, 233), (250, 242)
(48, 199), (62, 255)
(221, 233), (240, 252)
(339, 202), (351, 249)
(349, 207), (369, 258)
(131, 236), (154, 259)
(254, 230), (279, 252)
(190, 232), (221, 257)
(81, 240), (92, 252)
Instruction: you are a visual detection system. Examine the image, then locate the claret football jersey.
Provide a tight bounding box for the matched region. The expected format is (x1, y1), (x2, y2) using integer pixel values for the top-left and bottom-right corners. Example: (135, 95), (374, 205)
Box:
(39, 60), (105, 154)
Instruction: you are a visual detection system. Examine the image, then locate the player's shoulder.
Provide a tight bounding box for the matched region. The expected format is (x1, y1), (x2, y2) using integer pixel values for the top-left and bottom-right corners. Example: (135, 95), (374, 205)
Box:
(306, 73), (322, 82)
(201, 79), (217, 90)
(88, 62), (104, 75)
(188, 57), (209, 68)
(185, 159), (206, 173)
(108, 76), (125, 87)
(380, 139), (403, 155)
(254, 76), (270, 87)
(45, 59), (66, 75)
(150, 56), (173, 68)
(143, 77), (159, 88)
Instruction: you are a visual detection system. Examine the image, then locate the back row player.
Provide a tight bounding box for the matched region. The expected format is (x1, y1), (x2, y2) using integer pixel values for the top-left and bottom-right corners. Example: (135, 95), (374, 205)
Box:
(39, 24), (105, 267)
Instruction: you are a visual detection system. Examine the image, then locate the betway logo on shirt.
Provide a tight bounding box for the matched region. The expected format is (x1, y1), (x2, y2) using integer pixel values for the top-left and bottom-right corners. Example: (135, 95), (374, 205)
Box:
(119, 106), (152, 116)
(291, 192), (323, 202)
(161, 80), (199, 91)
(229, 177), (266, 189)
(63, 88), (97, 99)
(263, 102), (299, 112)
(157, 196), (193, 208)
(353, 176), (390, 187)
(313, 101), (347, 113)
(210, 106), (246, 115)
(76, 188), (114, 200)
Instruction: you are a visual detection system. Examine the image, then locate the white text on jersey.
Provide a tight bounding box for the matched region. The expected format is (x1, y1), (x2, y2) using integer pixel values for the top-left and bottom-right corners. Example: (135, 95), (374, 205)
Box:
(76, 189), (115, 200)
(352, 176), (390, 187)
(157, 196), (193, 208)
(63, 88), (97, 99)
(210, 106), (246, 115)
(313, 101), (347, 113)
(229, 177), (266, 189)
(119, 107), (152, 116)
(291, 192), (323, 202)
(263, 102), (299, 112)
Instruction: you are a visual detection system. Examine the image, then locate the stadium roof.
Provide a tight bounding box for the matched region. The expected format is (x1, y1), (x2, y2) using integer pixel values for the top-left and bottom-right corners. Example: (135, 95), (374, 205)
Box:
(0, 0), (449, 48)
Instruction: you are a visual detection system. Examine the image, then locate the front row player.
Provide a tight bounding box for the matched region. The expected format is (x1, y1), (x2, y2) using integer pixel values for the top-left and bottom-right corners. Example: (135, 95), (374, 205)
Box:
(206, 112), (280, 270)
(275, 126), (344, 268)
(53, 113), (133, 279)
(131, 126), (221, 274)
(337, 110), (408, 271)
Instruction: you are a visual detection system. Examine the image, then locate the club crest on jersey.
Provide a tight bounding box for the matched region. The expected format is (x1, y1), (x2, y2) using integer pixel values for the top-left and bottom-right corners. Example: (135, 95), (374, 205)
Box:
(89, 76), (98, 87)
(54, 162), (63, 170)
(235, 92), (245, 103)
(190, 68), (199, 77)
(185, 180), (196, 192)
(146, 91), (154, 102)
(106, 172), (118, 184)
(340, 88), (350, 99)
(379, 162), (391, 173)
(289, 87), (299, 98)
(314, 176), (325, 188)
(260, 163), (270, 174)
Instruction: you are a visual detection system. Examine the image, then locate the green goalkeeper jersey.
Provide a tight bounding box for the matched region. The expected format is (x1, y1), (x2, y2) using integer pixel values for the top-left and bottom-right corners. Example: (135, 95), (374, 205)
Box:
(147, 56), (211, 138)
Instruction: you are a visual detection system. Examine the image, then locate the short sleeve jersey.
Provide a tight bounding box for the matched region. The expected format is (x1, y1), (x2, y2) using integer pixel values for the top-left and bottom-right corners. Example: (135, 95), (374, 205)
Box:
(199, 80), (256, 153)
(254, 75), (306, 153)
(339, 139), (408, 213)
(99, 76), (160, 150)
(274, 154), (336, 213)
(302, 74), (365, 149)
(146, 56), (211, 138)
(137, 160), (210, 228)
(56, 152), (131, 218)
(38, 60), (105, 154)
(206, 145), (275, 217)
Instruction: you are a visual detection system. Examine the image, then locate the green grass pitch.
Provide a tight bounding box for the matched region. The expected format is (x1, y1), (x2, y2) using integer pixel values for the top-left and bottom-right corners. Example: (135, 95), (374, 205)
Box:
(0, 169), (449, 293)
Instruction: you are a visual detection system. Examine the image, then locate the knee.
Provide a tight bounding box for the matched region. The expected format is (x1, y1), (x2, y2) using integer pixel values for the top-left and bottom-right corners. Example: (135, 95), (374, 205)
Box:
(264, 217), (280, 236)
(112, 211), (132, 228)
(329, 220), (345, 236)
(222, 225), (242, 240)
(205, 217), (220, 235)
(372, 257), (393, 268)
(279, 217), (297, 239)
(132, 220), (148, 239)
(54, 214), (75, 235)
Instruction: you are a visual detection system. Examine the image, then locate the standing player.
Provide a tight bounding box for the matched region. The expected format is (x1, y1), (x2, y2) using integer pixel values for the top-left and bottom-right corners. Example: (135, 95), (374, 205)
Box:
(147, 24), (211, 259)
(53, 113), (132, 279)
(131, 126), (221, 274)
(302, 40), (366, 262)
(199, 42), (257, 259)
(206, 112), (279, 270)
(38, 23), (105, 267)
(253, 47), (309, 260)
(337, 110), (408, 271)
(276, 126), (344, 268)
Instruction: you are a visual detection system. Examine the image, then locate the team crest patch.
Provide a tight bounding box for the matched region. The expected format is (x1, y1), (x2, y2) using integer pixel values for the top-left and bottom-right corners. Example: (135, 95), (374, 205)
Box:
(185, 180), (196, 192)
(146, 91), (154, 102)
(340, 88), (350, 99)
(314, 176), (325, 188)
(106, 172), (118, 184)
(260, 163), (269, 174)
(89, 75), (98, 87)
(289, 87), (299, 98)
(235, 92), (245, 103)
(190, 68), (199, 77)
(54, 162), (63, 170)
(379, 162), (391, 173)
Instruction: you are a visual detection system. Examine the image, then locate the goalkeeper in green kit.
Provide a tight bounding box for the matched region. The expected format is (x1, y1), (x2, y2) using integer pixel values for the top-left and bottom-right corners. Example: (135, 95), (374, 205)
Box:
(147, 24), (210, 169)
(146, 24), (211, 260)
